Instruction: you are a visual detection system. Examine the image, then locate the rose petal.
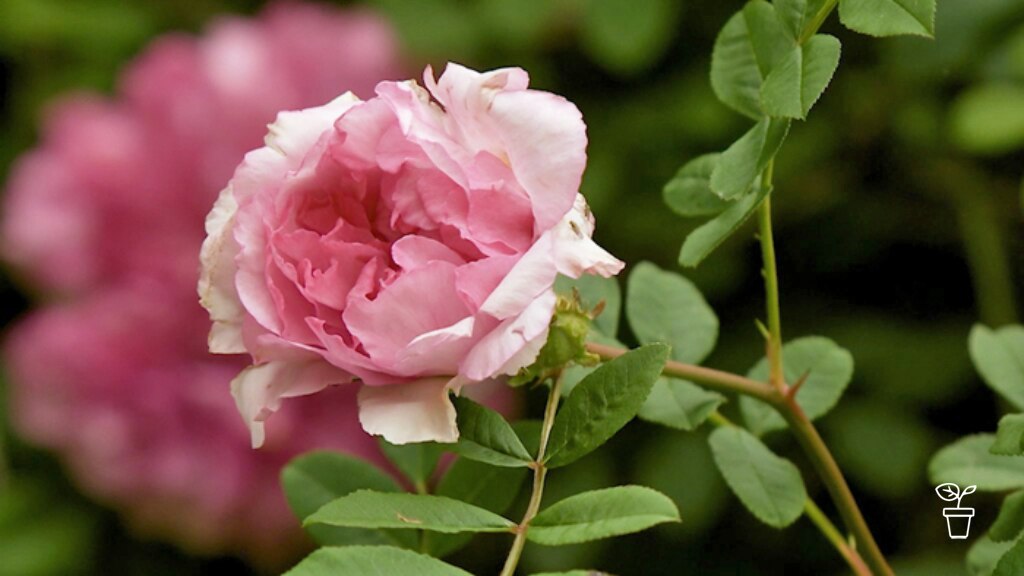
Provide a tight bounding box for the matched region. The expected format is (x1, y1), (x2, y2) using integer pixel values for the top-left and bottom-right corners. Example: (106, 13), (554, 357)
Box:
(344, 261), (470, 367)
(357, 377), (458, 444)
(552, 194), (624, 278)
(477, 232), (558, 320)
(230, 358), (351, 448)
(462, 289), (556, 381)
(199, 186), (245, 353)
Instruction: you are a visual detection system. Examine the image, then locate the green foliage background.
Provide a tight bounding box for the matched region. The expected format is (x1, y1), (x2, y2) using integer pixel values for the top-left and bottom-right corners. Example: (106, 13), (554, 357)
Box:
(0, 0), (1022, 574)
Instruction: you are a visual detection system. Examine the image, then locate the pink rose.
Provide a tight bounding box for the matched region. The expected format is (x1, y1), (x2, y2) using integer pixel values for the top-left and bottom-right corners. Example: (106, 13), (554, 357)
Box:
(200, 63), (624, 447)
(2, 2), (405, 562)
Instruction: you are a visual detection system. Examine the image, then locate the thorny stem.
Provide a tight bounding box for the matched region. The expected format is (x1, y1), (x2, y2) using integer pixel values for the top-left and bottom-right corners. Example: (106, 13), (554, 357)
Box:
(586, 342), (776, 402)
(755, 160), (891, 574)
(499, 373), (563, 576)
(585, 342), (893, 575)
(777, 396), (892, 576)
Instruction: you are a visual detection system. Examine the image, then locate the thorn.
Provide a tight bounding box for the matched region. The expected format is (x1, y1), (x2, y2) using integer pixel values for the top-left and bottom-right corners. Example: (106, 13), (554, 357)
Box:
(787, 369), (811, 400)
(755, 319), (770, 340)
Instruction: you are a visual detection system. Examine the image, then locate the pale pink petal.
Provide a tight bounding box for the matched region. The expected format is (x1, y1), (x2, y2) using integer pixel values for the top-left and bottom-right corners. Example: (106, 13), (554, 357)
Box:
(425, 63), (585, 234)
(230, 359), (352, 448)
(552, 194), (624, 278)
(265, 94), (360, 163)
(198, 186), (245, 353)
(393, 316), (476, 376)
(357, 377), (458, 444)
(477, 233), (558, 320)
(391, 235), (466, 271)
(487, 89), (586, 233)
(344, 262), (470, 367)
(462, 290), (556, 381)
(454, 254), (517, 312)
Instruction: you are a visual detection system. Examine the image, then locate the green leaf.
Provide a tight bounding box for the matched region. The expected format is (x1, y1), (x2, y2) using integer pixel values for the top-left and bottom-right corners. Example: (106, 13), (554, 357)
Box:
(991, 492), (1024, 542)
(626, 262), (719, 364)
(710, 117), (790, 200)
(426, 457), (530, 557)
(451, 397), (532, 467)
(838, 0), (936, 37)
(281, 451), (405, 547)
(761, 34), (841, 119)
(708, 427), (807, 528)
(949, 85), (1024, 156)
(994, 536), (1024, 576)
(378, 439), (446, 490)
(638, 378), (725, 431)
(580, 0), (679, 76)
(773, 0), (832, 38)
(514, 420), (544, 456)
(993, 415), (1024, 456)
(969, 536), (1017, 576)
(521, 456), (616, 572)
(555, 274), (622, 336)
(663, 154), (731, 217)
(970, 324), (1024, 411)
(743, 1), (795, 75)
(284, 546), (472, 576)
(710, 12), (765, 119)
(545, 344), (670, 468)
(528, 486), (680, 545)
(930, 435), (1024, 491)
(306, 490), (515, 534)
(710, 1), (802, 120)
(679, 179), (772, 267)
(438, 460), (531, 509)
(740, 336), (854, 435)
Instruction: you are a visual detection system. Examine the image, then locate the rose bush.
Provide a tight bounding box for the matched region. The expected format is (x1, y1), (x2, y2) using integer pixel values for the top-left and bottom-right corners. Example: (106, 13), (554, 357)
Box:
(2, 2), (403, 562)
(200, 63), (623, 446)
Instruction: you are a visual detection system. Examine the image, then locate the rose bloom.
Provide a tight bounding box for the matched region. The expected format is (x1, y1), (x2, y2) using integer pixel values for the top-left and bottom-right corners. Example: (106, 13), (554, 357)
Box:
(200, 63), (624, 447)
(2, 2), (402, 563)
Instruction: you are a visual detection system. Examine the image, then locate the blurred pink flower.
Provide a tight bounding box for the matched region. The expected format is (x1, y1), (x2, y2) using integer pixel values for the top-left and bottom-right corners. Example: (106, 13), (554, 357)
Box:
(7, 281), (374, 561)
(4, 1), (400, 294)
(2, 1), (405, 564)
(200, 63), (623, 447)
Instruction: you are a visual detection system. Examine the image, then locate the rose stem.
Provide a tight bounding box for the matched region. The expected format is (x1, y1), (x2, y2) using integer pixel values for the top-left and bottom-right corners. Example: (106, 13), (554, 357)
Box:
(586, 342), (892, 575)
(499, 372), (563, 576)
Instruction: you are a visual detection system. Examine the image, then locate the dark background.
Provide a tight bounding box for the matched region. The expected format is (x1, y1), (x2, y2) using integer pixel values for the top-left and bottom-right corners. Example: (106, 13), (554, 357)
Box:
(1, 0), (1023, 574)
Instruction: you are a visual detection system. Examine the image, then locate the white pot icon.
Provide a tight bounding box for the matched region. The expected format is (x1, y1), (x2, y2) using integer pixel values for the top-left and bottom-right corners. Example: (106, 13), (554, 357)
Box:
(935, 483), (976, 540)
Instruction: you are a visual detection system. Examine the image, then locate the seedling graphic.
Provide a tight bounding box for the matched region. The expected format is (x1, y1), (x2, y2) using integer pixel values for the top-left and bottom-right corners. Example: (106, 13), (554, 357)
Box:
(935, 483), (976, 539)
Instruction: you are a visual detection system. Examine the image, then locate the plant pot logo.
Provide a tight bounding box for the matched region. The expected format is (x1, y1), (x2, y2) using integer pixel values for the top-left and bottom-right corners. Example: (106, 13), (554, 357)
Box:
(935, 483), (976, 540)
